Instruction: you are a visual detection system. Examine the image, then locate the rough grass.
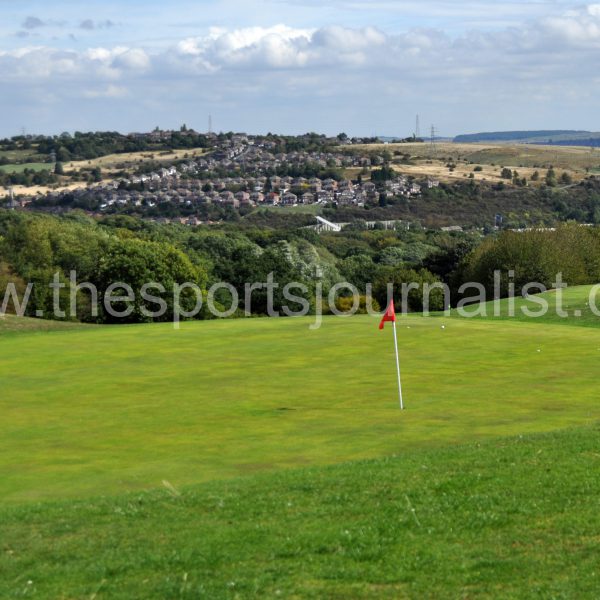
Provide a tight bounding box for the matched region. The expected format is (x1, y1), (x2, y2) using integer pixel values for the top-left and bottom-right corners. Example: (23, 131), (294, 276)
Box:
(1, 425), (599, 599)
(66, 147), (207, 172)
(352, 142), (600, 171)
(0, 314), (89, 334)
(2, 307), (600, 504)
(347, 141), (595, 185)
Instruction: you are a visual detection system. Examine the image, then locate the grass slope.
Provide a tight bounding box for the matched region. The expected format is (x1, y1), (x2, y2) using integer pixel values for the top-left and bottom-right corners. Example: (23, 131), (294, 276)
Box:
(1, 426), (599, 599)
(2, 311), (599, 504)
(455, 284), (600, 328)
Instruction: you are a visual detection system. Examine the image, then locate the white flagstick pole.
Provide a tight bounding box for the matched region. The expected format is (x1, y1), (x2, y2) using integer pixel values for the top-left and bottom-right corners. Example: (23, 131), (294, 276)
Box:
(392, 320), (404, 410)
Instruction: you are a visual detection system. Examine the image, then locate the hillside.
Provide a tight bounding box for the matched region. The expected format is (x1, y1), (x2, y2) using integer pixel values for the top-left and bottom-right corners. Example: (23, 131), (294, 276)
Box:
(454, 284), (600, 328)
(1, 425), (599, 598)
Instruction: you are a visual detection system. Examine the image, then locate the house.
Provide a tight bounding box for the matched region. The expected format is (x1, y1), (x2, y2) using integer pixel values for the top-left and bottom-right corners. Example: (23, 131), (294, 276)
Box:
(220, 190), (236, 204)
(281, 192), (298, 205)
(317, 190), (335, 203)
(235, 191), (250, 203)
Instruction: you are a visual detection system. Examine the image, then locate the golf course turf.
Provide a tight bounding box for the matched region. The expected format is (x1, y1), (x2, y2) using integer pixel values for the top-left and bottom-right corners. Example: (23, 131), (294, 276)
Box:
(1, 286), (599, 597)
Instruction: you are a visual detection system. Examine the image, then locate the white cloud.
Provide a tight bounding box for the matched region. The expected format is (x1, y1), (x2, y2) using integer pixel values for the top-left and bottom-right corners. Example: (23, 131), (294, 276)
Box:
(3, 5), (600, 135)
(83, 84), (129, 98)
(112, 48), (151, 71)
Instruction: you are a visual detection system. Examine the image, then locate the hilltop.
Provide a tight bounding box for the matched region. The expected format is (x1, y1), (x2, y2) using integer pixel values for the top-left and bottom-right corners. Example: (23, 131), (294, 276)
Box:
(454, 130), (600, 147)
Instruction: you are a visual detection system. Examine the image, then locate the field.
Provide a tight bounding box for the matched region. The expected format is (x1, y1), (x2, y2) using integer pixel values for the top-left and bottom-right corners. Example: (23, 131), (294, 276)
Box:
(455, 285), (600, 328)
(1, 287), (599, 597)
(346, 141), (599, 185)
(66, 147), (207, 175)
(2, 426), (598, 598)
(0, 162), (52, 174)
(2, 287), (600, 505)
(0, 149), (48, 164)
(250, 203), (325, 216)
(0, 148), (207, 198)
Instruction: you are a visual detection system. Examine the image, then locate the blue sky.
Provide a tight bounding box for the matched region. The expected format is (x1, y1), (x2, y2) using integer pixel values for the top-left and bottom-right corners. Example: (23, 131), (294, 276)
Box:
(1, 1), (599, 137)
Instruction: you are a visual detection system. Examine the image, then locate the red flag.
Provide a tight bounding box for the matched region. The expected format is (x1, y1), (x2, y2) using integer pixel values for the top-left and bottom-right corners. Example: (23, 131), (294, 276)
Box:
(379, 299), (396, 330)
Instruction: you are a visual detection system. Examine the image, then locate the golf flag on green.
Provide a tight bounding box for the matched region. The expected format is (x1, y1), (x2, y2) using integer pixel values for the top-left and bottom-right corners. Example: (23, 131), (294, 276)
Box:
(379, 299), (404, 410)
(379, 300), (396, 330)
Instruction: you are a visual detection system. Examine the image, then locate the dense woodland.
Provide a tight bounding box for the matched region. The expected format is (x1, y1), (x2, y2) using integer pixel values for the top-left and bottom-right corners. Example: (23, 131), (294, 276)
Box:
(2, 210), (600, 323)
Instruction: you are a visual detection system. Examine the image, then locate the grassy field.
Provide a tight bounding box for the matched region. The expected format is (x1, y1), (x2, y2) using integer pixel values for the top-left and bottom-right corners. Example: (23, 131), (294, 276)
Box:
(0, 149), (47, 163)
(2, 290), (600, 504)
(2, 287), (600, 597)
(0, 162), (52, 174)
(346, 141), (597, 186)
(1, 425), (599, 598)
(66, 147), (207, 173)
(0, 148), (207, 197)
(249, 204), (325, 216)
(455, 284), (600, 328)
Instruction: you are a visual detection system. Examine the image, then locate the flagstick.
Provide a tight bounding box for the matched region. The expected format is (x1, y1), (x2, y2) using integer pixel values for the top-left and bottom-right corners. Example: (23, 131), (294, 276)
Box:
(392, 320), (404, 410)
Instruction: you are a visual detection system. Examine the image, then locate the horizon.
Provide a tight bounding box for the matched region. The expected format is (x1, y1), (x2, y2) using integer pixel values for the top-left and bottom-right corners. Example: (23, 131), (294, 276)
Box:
(2, 126), (599, 141)
(2, 1), (600, 137)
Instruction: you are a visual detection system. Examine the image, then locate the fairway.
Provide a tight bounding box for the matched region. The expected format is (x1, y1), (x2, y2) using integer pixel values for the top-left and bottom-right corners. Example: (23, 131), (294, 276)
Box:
(2, 307), (599, 504)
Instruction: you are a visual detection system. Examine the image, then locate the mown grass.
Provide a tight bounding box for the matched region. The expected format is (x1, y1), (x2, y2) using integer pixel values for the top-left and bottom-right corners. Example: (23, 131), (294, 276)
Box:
(2, 308), (600, 504)
(1, 425), (599, 599)
(454, 284), (600, 328)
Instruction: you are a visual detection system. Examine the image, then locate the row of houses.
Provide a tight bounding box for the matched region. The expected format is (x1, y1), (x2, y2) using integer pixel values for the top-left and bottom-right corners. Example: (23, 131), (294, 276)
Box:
(20, 134), (439, 213)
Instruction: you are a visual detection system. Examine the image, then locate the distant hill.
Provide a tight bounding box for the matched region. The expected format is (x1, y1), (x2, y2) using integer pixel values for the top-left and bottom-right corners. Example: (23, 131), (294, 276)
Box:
(378, 136), (452, 143)
(454, 130), (600, 147)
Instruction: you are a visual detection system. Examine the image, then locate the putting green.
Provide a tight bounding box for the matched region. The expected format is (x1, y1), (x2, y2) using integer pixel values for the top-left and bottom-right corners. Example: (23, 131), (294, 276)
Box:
(1, 308), (599, 504)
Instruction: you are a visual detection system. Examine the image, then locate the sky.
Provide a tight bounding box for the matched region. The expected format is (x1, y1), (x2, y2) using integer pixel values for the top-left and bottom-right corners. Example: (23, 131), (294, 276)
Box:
(1, 1), (600, 138)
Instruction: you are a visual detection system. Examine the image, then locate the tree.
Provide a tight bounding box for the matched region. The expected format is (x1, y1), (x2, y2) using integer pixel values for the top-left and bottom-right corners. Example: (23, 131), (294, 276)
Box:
(91, 167), (102, 183)
(560, 172), (573, 185)
(56, 146), (71, 162)
(54, 161), (64, 176)
(501, 168), (513, 179)
(546, 168), (557, 187)
(96, 238), (206, 323)
(373, 267), (446, 313)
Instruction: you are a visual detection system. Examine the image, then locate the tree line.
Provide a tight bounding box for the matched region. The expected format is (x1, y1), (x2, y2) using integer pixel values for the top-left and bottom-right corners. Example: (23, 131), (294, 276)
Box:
(1, 210), (600, 323)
